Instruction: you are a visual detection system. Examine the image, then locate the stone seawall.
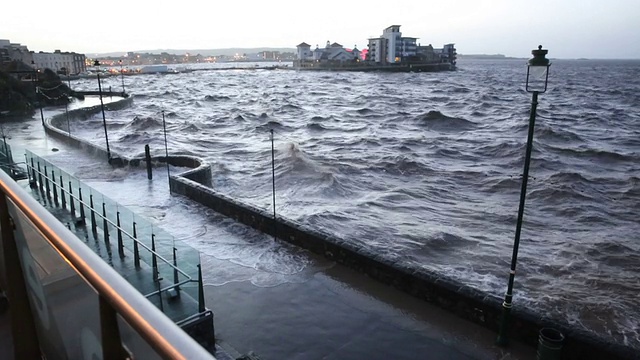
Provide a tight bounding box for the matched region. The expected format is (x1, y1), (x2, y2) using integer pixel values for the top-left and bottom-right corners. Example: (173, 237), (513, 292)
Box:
(169, 168), (636, 360)
(44, 96), (636, 360)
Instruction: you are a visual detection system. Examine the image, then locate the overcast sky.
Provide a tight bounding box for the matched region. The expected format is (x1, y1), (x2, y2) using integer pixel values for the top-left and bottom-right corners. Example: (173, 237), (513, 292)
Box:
(2, 0), (639, 59)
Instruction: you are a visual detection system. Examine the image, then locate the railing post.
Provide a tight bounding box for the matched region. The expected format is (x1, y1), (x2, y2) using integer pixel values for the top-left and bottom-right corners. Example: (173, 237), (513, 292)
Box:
(156, 277), (164, 313)
(0, 191), (41, 359)
(44, 165), (50, 198)
(25, 153), (31, 184)
(37, 161), (43, 193)
(69, 182), (75, 217)
(29, 157), (36, 188)
(133, 222), (140, 268)
(51, 170), (58, 205)
(116, 212), (124, 257)
(99, 295), (130, 360)
(59, 176), (66, 209)
(173, 247), (179, 291)
(102, 203), (109, 244)
(151, 234), (158, 281)
(90, 194), (97, 233)
(198, 264), (205, 313)
(78, 188), (85, 223)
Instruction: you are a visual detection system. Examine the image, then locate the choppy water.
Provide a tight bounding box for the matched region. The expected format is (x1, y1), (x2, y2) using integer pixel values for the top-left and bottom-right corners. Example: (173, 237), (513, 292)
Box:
(70, 59), (640, 349)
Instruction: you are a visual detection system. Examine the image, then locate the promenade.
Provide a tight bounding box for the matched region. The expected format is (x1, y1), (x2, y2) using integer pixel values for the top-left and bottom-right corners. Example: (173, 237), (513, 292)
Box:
(0, 99), (536, 359)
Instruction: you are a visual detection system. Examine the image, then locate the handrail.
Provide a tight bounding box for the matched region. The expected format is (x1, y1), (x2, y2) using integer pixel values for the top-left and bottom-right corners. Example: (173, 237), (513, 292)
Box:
(0, 170), (215, 359)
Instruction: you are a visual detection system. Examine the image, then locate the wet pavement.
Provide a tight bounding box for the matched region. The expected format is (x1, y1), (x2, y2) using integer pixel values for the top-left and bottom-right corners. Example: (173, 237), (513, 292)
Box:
(0, 103), (537, 359)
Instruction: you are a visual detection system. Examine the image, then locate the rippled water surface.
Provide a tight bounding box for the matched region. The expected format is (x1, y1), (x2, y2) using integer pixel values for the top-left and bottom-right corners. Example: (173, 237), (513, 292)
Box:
(71, 59), (640, 349)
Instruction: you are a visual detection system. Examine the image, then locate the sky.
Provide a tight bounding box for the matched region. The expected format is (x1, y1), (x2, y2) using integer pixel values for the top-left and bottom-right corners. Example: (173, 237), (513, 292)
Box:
(2, 0), (639, 59)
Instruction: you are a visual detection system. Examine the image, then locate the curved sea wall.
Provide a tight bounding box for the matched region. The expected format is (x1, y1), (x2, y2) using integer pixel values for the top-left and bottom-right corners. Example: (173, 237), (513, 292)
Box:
(44, 95), (212, 185)
(44, 95), (636, 360)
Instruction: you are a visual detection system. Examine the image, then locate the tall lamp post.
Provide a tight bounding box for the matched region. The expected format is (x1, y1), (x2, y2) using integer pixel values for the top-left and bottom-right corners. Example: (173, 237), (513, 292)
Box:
(496, 45), (550, 346)
(94, 60), (111, 161)
(118, 59), (126, 95)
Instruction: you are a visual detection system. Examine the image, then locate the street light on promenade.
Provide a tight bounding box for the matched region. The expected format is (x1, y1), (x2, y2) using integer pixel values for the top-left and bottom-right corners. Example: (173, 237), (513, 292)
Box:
(94, 60), (111, 161)
(31, 60), (45, 126)
(496, 45), (550, 346)
(118, 59), (126, 95)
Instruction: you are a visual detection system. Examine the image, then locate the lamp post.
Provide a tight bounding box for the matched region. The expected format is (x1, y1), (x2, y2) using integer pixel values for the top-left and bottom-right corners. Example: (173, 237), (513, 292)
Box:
(496, 45), (550, 346)
(118, 59), (125, 95)
(31, 61), (45, 126)
(94, 60), (111, 161)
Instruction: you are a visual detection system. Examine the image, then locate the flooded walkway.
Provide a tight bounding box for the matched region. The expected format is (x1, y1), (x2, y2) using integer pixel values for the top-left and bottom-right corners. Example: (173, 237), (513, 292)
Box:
(1, 100), (536, 359)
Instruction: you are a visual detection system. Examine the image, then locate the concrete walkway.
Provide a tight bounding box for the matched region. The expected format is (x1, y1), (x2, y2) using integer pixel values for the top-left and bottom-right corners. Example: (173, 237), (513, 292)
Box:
(1, 104), (537, 360)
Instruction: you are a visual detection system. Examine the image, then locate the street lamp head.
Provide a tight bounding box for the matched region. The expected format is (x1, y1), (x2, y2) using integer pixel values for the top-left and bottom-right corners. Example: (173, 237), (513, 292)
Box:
(526, 45), (551, 93)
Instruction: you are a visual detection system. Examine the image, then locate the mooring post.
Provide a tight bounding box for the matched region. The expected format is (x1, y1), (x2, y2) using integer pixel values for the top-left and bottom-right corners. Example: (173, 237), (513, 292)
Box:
(51, 170), (58, 205)
(145, 144), (152, 180)
(102, 203), (109, 244)
(116, 212), (124, 257)
(59, 176), (66, 209)
(151, 234), (158, 281)
(133, 222), (140, 268)
(90, 194), (97, 233)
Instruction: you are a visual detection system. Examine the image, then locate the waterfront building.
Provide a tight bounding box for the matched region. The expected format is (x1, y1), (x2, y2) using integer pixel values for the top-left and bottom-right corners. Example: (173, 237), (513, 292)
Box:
(367, 25), (418, 64)
(32, 50), (86, 75)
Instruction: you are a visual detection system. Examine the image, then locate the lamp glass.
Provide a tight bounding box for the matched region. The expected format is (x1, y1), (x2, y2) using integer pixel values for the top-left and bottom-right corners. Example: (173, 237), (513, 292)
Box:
(526, 64), (549, 92)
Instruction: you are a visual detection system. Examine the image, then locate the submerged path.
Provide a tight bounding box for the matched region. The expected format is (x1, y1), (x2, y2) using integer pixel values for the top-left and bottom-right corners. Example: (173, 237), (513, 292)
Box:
(1, 98), (537, 359)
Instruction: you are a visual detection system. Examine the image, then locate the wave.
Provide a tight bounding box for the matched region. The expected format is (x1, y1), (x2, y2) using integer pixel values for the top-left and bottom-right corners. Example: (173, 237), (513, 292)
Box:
(416, 110), (476, 131)
(204, 94), (231, 102)
(125, 116), (162, 130)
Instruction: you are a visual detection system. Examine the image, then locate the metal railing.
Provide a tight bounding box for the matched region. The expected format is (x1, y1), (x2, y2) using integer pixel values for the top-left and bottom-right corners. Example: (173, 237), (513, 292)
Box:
(23, 150), (205, 317)
(0, 168), (215, 359)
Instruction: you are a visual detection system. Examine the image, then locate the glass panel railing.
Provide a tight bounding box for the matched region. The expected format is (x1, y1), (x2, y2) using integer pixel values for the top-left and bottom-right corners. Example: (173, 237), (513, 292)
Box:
(23, 150), (203, 322)
(8, 198), (103, 359)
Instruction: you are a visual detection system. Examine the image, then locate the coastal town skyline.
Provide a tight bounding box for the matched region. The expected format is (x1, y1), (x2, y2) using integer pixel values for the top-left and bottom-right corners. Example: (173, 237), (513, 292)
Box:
(2, 0), (639, 59)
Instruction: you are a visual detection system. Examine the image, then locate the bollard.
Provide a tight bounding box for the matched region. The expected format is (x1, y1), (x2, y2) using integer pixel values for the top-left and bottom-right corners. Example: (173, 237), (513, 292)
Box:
(133, 222), (140, 268)
(51, 170), (58, 205)
(145, 144), (152, 180)
(537, 328), (564, 360)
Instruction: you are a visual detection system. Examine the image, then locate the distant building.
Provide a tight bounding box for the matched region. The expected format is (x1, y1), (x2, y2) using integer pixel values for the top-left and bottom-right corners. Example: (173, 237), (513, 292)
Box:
(296, 41), (360, 67)
(32, 50), (86, 75)
(0, 39), (34, 67)
(367, 25), (418, 64)
(293, 25), (456, 71)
